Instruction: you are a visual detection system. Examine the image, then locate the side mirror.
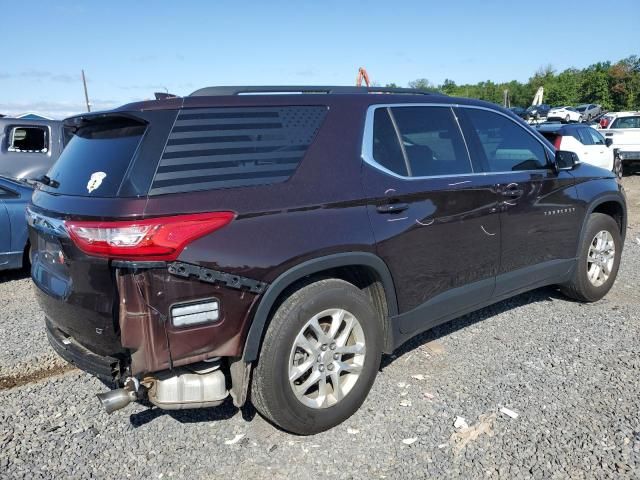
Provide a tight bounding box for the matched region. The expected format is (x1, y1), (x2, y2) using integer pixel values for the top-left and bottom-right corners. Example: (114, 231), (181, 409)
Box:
(605, 138), (613, 148)
(555, 150), (580, 171)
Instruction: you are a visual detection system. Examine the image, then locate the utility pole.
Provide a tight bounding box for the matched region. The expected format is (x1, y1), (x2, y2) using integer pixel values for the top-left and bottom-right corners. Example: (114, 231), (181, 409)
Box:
(81, 69), (91, 112)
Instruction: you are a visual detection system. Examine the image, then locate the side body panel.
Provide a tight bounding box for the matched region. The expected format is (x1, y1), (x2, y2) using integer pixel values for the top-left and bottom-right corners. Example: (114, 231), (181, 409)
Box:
(0, 200), (11, 269)
(0, 179), (31, 270)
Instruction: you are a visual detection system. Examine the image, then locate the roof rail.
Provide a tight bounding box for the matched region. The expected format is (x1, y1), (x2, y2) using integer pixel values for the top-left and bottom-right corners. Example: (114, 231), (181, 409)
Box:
(189, 85), (434, 97)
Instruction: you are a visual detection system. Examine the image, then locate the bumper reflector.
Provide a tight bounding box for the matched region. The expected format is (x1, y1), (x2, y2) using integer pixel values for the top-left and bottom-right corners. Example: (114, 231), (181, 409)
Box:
(171, 300), (219, 327)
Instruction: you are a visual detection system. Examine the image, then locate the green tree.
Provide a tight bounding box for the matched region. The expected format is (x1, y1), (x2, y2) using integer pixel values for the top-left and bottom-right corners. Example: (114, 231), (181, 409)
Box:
(407, 78), (434, 91)
(406, 56), (640, 111)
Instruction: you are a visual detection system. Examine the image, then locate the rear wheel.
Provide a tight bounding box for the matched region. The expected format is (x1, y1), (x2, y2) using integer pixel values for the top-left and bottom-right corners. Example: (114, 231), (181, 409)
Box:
(565, 114), (570, 123)
(560, 213), (622, 302)
(251, 279), (382, 434)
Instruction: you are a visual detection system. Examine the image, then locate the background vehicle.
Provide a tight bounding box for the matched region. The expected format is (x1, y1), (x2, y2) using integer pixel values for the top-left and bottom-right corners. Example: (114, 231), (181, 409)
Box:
(28, 86), (627, 435)
(598, 112), (640, 173)
(0, 176), (32, 271)
(536, 123), (617, 176)
(547, 106), (582, 123)
(525, 103), (551, 120)
(508, 106), (527, 119)
(599, 114), (615, 129)
(0, 117), (64, 180)
(576, 104), (601, 121)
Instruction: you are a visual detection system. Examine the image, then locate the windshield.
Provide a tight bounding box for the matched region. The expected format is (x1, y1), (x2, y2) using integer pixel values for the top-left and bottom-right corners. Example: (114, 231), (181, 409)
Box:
(576, 106), (587, 112)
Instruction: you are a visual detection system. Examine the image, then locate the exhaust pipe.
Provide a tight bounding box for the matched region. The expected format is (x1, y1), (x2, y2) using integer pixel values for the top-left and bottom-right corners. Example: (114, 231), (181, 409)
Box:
(97, 388), (137, 414)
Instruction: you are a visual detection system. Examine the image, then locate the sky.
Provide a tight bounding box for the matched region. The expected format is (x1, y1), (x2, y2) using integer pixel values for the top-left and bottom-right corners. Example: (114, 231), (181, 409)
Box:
(1, 0), (639, 118)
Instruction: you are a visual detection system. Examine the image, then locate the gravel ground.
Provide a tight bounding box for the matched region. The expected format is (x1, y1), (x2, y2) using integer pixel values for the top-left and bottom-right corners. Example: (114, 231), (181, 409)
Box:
(1, 177), (639, 479)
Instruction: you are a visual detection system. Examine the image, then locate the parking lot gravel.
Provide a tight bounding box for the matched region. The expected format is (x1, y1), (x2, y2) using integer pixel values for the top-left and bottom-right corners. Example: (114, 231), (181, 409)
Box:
(1, 177), (639, 479)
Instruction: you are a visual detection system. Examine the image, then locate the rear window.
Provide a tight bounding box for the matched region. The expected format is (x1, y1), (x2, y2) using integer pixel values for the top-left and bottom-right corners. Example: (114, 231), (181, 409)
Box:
(611, 116), (640, 129)
(43, 116), (146, 197)
(8, 126), (48, 153)
(149, 106), (328, 195)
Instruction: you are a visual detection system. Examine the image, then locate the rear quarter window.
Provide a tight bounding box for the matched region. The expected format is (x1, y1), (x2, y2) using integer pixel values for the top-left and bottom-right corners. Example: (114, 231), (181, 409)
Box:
(149, 106), (328, 195)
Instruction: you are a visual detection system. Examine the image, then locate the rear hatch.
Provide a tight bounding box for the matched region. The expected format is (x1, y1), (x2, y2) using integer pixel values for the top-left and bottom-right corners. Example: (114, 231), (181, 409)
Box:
(29, 110), (177, 358)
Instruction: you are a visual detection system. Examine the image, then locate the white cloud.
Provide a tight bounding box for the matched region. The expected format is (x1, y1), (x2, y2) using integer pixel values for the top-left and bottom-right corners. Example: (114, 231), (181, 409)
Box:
(0, 70), (81, 84)
(0, 99), (119, 119)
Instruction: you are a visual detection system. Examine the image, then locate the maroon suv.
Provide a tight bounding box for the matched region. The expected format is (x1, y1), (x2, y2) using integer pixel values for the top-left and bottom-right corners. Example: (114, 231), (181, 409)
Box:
(27, 86), (626, 434)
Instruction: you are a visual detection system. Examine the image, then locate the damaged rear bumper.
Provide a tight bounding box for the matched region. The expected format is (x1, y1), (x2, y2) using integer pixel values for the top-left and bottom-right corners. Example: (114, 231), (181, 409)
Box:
(46, 318), (122, 382)
(117, 261), (264, 376)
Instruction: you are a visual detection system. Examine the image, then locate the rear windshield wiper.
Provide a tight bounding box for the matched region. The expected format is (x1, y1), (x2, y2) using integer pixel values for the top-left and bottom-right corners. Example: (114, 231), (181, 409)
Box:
(34, 175), (60, 189)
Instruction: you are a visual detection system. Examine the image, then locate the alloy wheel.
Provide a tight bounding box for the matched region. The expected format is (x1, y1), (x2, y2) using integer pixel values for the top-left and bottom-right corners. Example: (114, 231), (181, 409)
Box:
(288, 308), (366, 409)
(586, 230), (615, 287)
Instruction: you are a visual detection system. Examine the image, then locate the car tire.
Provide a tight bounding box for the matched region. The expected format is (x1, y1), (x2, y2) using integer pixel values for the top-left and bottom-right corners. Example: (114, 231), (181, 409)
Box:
(578, 115), (583, 123)
(560, 213), (622, 302)
(565, 114), (570, 123)
(613, 154), (623, 180)
(251, 278), (382, 435)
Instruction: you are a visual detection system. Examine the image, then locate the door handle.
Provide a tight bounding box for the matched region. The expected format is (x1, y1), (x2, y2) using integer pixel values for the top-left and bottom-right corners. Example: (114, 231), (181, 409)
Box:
(500, 183), (524, 197)
(376, 202), (409, 214)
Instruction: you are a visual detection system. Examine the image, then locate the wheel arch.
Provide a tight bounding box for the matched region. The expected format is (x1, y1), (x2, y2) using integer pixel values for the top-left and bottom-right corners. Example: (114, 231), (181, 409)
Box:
(577, 194), (627, 257)
(242, 252), (398, 362)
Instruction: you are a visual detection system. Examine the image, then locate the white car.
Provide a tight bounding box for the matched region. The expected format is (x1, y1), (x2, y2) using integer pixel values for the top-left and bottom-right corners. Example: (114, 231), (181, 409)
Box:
(537, 123), (618, 176)
(547, 106), (583, 123)
(598, 112), (640, 172)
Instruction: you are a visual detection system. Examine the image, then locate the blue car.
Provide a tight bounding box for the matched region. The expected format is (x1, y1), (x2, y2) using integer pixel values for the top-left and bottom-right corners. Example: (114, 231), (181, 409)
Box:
(0, 176), (32, 271)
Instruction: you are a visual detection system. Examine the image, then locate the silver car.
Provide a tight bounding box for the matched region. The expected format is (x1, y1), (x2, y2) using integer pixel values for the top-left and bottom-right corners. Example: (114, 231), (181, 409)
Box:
(0, 117), (63, 180)
(576, 104), (602, 121)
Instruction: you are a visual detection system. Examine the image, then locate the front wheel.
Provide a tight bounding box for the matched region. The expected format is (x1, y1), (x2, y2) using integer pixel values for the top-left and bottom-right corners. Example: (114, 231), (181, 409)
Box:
(560, 213), (622, 302)
(251, 278), (382, 434)
(613, 154), (623, 180)
(565, 114), (570, 123)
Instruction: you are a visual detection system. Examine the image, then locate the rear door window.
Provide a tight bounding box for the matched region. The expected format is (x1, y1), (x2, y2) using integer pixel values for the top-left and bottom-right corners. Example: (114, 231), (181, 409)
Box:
(577, 128), (594, 145)
(390, 107), (472, 177)
(43, 116), (146, 197)
(372, 108), (408, 176)
(587, 128), (605, 145)
(369, 106), (472, 177)
(463, 108), (549, 172)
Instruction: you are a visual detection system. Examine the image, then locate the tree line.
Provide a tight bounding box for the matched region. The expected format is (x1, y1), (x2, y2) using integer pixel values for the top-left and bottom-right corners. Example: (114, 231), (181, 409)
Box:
(386, 56), (640, 111)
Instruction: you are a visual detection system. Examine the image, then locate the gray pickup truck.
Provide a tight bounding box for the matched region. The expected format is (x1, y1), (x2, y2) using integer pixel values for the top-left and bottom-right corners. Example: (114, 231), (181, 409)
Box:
(0, 117), (64, 180)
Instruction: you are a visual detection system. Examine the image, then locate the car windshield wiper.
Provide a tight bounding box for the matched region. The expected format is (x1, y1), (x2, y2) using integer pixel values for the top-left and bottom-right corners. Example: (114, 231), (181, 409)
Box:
(34, 175), (60, 189)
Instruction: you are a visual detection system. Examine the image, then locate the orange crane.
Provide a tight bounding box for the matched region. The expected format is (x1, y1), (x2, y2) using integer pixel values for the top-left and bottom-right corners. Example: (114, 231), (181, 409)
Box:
(356, 67), (371, 87)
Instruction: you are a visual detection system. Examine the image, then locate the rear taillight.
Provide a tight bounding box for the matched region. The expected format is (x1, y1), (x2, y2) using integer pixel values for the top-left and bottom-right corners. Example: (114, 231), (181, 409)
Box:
(65, 212), (235, 261)
(553, 135), (562, 149)
(600, 118), (610, 128)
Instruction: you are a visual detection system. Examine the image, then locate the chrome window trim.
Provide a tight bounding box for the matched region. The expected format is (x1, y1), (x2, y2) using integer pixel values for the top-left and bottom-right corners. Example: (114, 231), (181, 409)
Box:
(361, 103), (556, 180)
(386, 108), (413, 176)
